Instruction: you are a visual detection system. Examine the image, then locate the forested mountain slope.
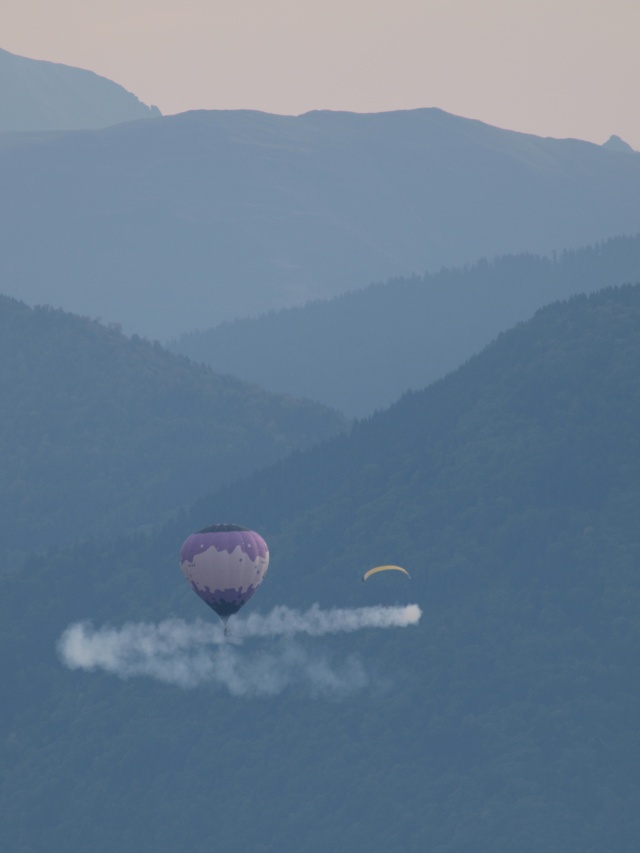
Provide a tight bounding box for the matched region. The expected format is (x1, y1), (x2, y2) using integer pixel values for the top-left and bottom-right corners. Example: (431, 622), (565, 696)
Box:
(0, 296), (346, 554)
(2, 107), (640, 338)
(171, 234), (640, 416)
(2, 285), (639, 852)
(0, 47), (160, 131)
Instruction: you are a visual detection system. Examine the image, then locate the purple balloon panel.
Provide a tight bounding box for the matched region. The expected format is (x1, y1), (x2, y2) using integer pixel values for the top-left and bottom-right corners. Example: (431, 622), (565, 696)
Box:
(180, 529), (268, 563)
(180, 528), (269, 619)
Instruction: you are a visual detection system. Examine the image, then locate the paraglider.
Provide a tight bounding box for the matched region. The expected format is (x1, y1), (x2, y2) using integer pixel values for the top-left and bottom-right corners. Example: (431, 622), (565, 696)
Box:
(361, 564), (410, 582)
(180, 524), (269, 633)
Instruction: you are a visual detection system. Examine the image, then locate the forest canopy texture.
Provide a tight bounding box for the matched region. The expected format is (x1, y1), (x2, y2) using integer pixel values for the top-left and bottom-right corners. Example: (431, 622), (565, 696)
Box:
(2, 285), (639, 852)
(0, 295), (347, 554)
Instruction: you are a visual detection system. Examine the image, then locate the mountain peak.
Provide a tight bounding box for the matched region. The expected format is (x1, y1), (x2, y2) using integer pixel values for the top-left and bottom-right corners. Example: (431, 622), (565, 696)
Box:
(602, 133), (636, 153)
(0, 46), (160, 132)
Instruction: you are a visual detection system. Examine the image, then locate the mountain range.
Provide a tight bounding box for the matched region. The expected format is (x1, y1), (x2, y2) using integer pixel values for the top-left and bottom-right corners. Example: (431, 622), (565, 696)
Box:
(1, 107), (640, 339)
(2, 53), (640, 853)
(2, 284), (639, 852)
(0, 47), (160, 132)
(171, 233), (640, 416)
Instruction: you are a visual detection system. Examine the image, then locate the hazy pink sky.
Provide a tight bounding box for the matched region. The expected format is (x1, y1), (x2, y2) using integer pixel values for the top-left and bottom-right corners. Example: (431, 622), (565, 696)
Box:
(4, 0), (640, 148)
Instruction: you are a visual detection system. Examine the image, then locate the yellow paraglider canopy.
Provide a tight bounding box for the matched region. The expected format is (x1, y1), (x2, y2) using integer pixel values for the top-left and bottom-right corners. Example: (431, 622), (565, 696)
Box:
(361, 565), (411, 582)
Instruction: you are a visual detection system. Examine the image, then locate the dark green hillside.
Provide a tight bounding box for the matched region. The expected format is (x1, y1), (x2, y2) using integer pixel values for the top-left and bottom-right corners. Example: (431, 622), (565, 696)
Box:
(2, 286), (640, 852)
(0, 296), (347, 554)
(171, 234), (640, 416)
(191, 283), (640, 607)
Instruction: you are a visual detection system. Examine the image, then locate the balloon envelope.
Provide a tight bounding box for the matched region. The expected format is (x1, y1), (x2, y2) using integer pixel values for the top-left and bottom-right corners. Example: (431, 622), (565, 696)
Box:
(180, 524), (269, 621)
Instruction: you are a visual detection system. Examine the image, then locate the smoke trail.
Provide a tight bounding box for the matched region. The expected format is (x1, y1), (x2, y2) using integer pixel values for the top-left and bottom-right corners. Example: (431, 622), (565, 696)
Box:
(234, 603), (421, 639)
(58, 604), (421, 697)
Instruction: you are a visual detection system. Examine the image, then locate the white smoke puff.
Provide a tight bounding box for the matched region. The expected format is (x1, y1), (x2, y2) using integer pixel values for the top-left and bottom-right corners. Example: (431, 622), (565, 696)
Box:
(57, 604), (421, 697)
(58, 627), (368, 697)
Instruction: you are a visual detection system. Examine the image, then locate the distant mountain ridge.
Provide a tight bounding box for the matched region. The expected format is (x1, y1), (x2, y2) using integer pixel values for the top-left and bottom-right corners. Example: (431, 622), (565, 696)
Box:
(171, 234), (640, 416)
(1, 107), (640, 339)
(0, 47), (160, 131)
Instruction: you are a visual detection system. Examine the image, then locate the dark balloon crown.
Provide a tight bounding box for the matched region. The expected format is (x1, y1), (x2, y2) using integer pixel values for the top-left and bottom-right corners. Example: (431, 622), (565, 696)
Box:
(197, 523), (250, 533)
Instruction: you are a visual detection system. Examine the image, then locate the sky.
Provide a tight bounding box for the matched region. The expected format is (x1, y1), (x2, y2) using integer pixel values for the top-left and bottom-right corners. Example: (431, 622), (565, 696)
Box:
(3, 0), (640, 149)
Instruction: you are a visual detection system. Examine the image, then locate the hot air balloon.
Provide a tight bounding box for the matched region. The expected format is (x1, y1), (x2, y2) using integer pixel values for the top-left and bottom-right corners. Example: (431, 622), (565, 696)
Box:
(180, 524), (269, 632)
(361, 564), (410, 582)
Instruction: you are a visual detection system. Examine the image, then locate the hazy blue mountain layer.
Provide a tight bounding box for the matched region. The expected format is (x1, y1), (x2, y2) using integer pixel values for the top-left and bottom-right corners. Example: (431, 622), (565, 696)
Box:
(0, 47), (160, 132)
(1, 107), (640, 338)
(170, 234), (640, 416)
(0, 295), (347, 554)
(2, 285), (639, 852)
